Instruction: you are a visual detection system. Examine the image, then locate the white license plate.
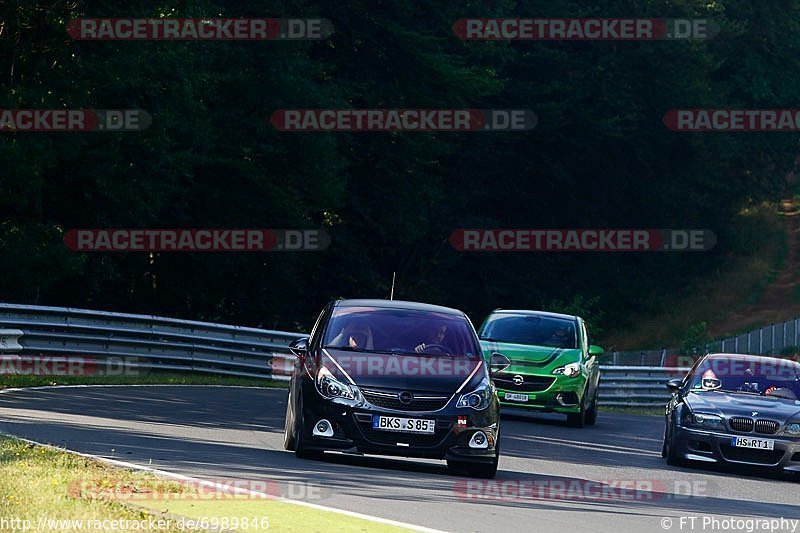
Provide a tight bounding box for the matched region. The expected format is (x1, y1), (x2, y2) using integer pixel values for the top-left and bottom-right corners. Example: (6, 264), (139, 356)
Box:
(731, 437), (775, 450)
(504, 392), (529, 402)
(372, 415), (435, 434)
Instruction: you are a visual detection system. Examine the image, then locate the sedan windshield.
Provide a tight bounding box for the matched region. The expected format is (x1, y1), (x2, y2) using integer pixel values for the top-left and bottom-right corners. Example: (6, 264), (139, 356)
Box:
(323, 307), (481, 358)
(689, 357), (800, 400)
(479, 314), (577, 349)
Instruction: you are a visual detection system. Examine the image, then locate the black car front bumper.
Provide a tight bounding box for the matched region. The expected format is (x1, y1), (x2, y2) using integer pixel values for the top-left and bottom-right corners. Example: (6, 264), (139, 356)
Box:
(299, 390), (499, 463)
(673, 425), (800, 472)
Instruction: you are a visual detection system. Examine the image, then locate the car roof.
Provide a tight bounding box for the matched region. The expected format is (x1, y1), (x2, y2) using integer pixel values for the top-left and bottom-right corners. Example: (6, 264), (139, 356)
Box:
(705, 353), (800, 365)
(488, 309), (579, 321)
(333, 299), (465, 316)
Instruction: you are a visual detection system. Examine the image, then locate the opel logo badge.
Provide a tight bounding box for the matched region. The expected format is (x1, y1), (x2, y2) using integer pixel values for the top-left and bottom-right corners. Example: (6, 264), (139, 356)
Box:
(399, 391), (414, 404)
(752, 411), (758, 417)
(513, 375), (524, 386)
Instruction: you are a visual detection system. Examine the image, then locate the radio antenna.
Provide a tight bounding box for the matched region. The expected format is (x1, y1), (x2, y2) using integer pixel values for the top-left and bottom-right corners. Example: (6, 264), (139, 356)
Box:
(389, 272), (396, 300)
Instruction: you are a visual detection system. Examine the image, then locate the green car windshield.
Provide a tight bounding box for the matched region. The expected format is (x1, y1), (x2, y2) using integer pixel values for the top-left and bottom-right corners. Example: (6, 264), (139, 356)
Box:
(480, 314), (578, 349)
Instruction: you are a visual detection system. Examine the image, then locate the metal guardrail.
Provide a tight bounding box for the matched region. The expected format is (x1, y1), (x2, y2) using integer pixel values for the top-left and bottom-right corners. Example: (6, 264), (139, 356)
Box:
(0, 302), (689, 407)
(0, 303), (303, 381)
(598, 366), (687, 408)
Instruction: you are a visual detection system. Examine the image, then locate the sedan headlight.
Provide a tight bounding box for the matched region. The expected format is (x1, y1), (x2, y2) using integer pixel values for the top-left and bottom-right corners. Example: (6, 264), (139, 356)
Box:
(552, 363), (581, 378)
(785, 422), (800, 436)
(684, 412), (723, 429)
(457, 377), (493, 410)
(316, 366), (357, 402)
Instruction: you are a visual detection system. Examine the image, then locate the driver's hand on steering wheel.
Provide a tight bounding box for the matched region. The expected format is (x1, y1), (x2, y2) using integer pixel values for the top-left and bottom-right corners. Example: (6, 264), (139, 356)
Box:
(414, 343), (426, 353)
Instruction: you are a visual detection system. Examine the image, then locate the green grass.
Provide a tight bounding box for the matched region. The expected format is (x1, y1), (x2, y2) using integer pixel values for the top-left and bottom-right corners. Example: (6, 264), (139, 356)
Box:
(0, 436), (410, 532)
(0, 437), (187, 532)
(600, 406), (662, 417)
(133, 496), (411, 532)
(0, 372), (288, 391)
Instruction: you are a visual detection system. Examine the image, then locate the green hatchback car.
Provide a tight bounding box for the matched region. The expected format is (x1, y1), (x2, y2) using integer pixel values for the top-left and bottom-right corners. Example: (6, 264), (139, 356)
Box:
(478, 309), (603, 427)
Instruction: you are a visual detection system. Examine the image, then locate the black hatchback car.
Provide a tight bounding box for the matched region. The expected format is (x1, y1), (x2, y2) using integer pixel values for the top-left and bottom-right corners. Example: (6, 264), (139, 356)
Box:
(663, 353), (800, 475)
(283, 299), (509, 477)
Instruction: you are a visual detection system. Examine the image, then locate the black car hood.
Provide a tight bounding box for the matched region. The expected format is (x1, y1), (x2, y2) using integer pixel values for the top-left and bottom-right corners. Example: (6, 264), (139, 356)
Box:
(685, 390), (800, 419)
(322, 348), (481, 393)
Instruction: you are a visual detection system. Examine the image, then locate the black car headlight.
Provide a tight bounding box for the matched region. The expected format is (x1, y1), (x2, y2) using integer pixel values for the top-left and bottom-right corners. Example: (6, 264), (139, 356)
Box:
(683, 411), (723, 429)
(316, 366), (358, 403)
(785, 422), (800, 437)
(457, 377), (493, 410)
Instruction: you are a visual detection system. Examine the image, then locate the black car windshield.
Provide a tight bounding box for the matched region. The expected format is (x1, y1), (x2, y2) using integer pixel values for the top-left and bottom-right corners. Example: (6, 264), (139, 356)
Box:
(479, 314), (577, 349)
(323, 306), (480, 358)
(689, 357), (800, 400)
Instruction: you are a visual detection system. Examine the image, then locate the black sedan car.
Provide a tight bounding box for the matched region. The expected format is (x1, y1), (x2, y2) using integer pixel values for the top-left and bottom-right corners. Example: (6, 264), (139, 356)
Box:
(283, 299), (509, 478)
(663, 353), (800, 476)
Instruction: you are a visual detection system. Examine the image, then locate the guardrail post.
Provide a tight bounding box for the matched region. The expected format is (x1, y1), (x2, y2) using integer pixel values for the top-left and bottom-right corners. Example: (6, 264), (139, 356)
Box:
(796, 318), (800, 349)
(0, 329), (23, 353)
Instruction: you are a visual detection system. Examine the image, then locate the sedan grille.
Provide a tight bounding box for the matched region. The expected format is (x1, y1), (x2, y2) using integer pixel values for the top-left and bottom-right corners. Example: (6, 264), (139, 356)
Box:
(493, 375), (555, 392)
(361, 389), (449, 412)
(754, 419), (779, 435)
(729, 417), (755, 433)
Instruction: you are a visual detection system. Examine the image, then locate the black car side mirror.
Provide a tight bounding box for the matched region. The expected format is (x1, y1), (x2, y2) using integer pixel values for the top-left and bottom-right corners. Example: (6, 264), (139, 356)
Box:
(489, 352), (511, 376)
(289, 337), (309, 357)
(666, 378), (683, 392)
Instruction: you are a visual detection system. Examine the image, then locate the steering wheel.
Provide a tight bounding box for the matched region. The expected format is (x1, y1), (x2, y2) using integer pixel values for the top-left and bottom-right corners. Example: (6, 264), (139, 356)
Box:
(418, 343), (453, 355)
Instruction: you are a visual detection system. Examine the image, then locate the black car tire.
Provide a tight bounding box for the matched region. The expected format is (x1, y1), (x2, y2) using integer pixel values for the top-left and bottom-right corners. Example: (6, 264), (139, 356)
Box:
(448, 441), (499, 479)
(283, 388), (296, 451)
(566, 391), (588, 427)
(293, 392), (323, 460)
(664, 421), (686, 466)
(585, 392), (598, 426)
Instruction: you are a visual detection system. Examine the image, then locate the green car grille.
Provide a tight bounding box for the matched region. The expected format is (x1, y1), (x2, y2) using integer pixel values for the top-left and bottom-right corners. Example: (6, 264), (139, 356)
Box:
(493, 374), (555, 392)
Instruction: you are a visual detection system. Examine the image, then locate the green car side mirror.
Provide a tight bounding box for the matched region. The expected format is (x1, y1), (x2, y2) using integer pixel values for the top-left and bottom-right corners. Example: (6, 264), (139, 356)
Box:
(588, 345), (604, 356)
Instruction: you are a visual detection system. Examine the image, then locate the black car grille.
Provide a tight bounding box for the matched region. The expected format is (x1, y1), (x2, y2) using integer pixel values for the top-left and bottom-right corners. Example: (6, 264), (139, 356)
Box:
(719, 445), (784, 465)
(361, 389), (449, 412)
(729, 417), (755, 432)
(493, 374), (555, 392)
(728, 417), (779, 434)
(754, 419), (779, 435)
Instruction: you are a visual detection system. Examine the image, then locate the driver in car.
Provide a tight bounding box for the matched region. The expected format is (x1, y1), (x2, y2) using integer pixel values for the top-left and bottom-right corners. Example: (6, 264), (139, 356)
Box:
(329, 321), (373, 349)
(414, 324), (448, 353)
(546, 326), (572, 348)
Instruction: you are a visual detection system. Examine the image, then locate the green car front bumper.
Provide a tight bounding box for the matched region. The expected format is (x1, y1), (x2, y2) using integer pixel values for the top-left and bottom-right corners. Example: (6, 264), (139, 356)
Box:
(493, 372), (587, 414)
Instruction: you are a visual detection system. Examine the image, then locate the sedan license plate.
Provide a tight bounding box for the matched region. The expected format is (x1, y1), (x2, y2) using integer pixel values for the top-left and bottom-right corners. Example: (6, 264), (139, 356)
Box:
(731, 437), (775, 450)
(372, 416), (435, 434)
(504, 392), (529, 402)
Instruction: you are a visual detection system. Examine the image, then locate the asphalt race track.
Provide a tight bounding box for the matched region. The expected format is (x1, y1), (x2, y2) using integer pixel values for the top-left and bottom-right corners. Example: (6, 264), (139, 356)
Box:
(0, 386), (798, 532)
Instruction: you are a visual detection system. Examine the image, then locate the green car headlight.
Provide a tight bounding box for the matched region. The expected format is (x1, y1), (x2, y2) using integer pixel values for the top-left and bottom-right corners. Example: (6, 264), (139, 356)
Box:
(685, 412), (723, 429)
(785, 422), (800, 436)
(552, 363), (581, 378)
